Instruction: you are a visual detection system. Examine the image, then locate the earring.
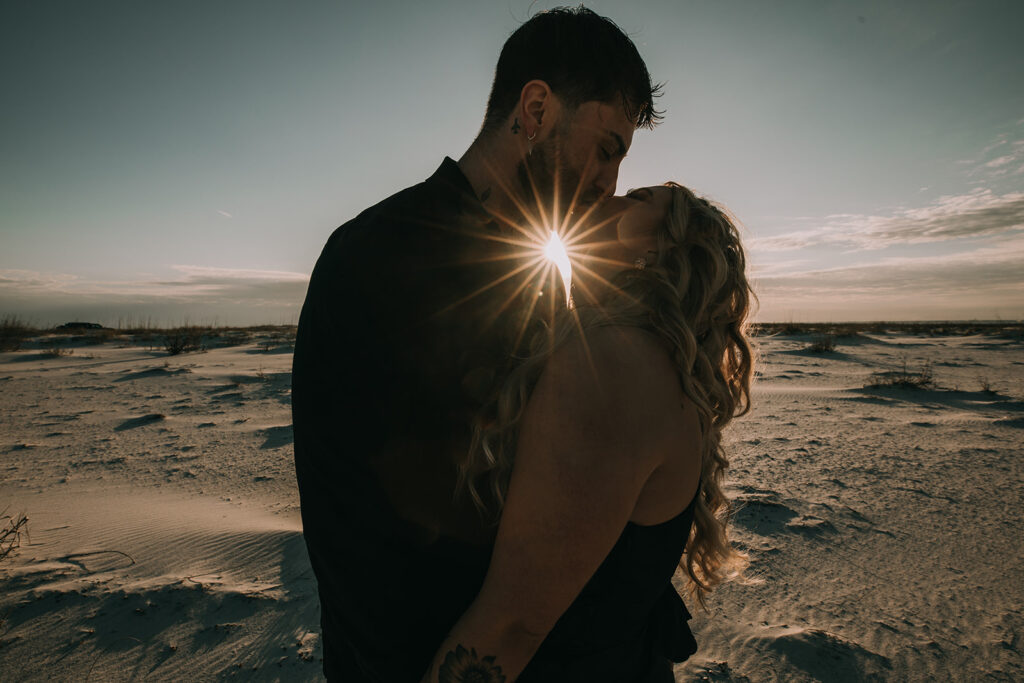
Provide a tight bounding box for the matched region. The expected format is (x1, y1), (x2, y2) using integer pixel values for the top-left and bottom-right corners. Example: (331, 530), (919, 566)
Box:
(633, 256), (647, 271)
(527, 131), (537, 142)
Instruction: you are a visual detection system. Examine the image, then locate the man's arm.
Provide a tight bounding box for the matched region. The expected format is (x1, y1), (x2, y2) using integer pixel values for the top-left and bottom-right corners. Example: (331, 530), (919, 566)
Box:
(419, 327), (696, 681)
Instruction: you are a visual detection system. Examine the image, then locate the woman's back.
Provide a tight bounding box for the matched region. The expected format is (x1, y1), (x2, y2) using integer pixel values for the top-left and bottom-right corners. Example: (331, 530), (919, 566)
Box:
(419, 183), (754, 682)
(519, 487), (700, 681)
(485, 326), (702, 680)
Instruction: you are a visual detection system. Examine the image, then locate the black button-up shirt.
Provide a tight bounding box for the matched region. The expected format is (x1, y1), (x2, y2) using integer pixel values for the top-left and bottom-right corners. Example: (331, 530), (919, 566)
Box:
(292, 158), (537, 680)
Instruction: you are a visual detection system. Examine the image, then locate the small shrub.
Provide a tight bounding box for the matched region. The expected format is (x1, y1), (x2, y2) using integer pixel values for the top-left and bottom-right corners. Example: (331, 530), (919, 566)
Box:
(164, 327), (204, 355)
(41, 346), (73, 358)
(0, 315), (34, 351)
(1, 508), (28, 563)
(867, 359), (934, 389)
(806, 334), (836, 353)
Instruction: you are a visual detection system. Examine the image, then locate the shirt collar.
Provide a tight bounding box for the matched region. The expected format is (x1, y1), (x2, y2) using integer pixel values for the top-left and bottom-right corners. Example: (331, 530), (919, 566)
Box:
(428, 157), (499, 230)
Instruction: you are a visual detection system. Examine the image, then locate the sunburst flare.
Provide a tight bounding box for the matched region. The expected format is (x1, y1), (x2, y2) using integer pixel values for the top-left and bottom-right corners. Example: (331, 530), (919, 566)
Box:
(543, 230), (574, 307)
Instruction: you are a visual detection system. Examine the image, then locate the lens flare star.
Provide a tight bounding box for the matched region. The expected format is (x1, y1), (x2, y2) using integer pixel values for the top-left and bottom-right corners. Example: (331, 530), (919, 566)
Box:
(543, 230), (573, 307)
(429, 152), (641, 362)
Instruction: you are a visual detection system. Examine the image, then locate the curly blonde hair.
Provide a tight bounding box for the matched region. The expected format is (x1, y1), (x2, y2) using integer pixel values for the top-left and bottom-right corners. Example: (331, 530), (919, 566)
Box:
(457, 183), (755, 609)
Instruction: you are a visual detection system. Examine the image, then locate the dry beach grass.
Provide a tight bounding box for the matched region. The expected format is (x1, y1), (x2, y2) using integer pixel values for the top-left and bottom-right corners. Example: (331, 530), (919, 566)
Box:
(0, 322), (1022, 681)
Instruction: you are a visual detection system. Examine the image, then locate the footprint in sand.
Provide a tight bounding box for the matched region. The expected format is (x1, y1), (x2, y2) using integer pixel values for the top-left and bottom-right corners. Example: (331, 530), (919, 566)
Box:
(732, 496), (799, 535)
(785, 515), (838, 536)
(745, 625), (892, 681)
(115, 367), (191, 382)
(115, 414), (166, 431)
(258, 425), (293, 450)
(732, 493), (839, 539)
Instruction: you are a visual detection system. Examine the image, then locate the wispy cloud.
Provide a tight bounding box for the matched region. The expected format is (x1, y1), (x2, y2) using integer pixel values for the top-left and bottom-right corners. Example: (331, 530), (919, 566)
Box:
(0, 269), (79, 291)
(753, 236), (1024, 320)
(0, 266), (310, 325)
(216, 210), (233, 218)
(751, 127), (1024, 319)
(758, 235), (1024, 289)
(984, 155), (1016, 169)
(753, 188), (1024, 251)
(962, 122), (1024, 182)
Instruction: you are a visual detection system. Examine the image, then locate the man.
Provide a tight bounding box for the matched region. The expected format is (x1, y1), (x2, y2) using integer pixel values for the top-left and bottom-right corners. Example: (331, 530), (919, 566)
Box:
(292, 7), (660, 680)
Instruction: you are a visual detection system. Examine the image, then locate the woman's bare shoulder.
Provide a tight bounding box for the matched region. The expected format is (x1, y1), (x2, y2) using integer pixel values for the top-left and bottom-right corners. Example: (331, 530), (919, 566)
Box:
(542, 325), (683, 407)
(524, 325), (690, 475)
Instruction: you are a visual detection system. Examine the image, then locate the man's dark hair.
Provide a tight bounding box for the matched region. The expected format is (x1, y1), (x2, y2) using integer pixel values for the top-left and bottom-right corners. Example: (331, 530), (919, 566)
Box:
(482, 6), (663, 134)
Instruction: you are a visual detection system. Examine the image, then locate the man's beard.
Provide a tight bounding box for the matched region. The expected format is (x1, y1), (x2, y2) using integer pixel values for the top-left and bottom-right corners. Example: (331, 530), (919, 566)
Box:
(515, 136), (602, 227)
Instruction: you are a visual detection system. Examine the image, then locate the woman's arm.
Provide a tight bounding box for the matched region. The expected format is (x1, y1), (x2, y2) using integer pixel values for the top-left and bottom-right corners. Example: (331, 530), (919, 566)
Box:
(419, 327), (695, 682)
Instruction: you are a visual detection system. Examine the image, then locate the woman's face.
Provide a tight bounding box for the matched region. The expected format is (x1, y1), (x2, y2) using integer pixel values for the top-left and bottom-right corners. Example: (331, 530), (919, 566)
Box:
(616, 186), (673, 252)
(577, 185), (673, 292)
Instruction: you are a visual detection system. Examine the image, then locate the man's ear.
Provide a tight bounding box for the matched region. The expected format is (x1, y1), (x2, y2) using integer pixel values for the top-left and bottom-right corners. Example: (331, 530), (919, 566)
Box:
(518, 80), (562, 140)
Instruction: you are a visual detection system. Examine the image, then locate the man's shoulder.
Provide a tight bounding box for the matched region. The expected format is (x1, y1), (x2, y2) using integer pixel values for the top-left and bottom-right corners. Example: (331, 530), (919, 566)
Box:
(328, 160), (472, 250)
(328, 176), (437, 248)
(305, 176), (441, 295)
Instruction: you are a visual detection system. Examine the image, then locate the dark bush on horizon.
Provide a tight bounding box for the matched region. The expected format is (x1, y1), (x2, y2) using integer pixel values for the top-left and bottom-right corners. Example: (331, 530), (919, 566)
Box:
(0, 315), (35, 352)
(806, 334), (836, 353)
(164, 327), (205, 355)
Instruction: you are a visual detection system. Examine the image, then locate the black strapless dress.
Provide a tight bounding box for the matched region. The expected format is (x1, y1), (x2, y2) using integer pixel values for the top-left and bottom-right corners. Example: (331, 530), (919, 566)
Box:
(517, 490), (700, 682)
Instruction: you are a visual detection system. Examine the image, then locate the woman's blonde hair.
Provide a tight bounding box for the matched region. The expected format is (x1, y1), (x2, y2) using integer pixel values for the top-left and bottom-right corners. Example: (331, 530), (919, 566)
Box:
(457, 183), (755, 609)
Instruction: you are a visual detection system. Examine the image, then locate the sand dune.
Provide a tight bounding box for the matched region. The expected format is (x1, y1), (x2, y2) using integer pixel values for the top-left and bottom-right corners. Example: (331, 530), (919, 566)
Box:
(1, 328), (1022, 681)
(2, 487), (317, 681)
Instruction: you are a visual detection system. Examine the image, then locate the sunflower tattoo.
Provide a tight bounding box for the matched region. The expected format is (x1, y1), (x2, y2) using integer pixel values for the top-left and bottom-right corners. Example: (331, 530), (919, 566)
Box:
(438, 644), (506, 683)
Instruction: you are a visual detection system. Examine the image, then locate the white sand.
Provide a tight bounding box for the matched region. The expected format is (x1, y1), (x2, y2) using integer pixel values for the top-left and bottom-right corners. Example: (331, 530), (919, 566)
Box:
(678, 331), (1024, 682)
(1, 330), (1022, 681)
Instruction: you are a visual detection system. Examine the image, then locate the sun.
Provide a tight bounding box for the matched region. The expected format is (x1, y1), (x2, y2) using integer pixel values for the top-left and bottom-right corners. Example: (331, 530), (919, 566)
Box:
(430, 154), (637, 356)
(543, 230), (573, 307)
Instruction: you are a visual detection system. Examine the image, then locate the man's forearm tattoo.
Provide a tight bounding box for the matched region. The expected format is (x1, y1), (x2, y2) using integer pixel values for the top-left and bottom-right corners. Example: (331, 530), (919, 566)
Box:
(511, 117), (521, 134)
(438, 644), (506, 683)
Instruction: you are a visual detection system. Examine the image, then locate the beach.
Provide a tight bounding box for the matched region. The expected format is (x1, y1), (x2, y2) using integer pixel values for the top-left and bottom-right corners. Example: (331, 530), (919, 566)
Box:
(1, 325), (1022, 681)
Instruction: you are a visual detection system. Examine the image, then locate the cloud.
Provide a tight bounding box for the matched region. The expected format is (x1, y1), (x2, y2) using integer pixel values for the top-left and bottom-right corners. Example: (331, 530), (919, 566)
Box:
(752, 188), (1024, 251)
(985, 155), (1016, 169)
(0, 266), (310, 326)
(964, 125), (1024, 181)
(753, 236), (1024, 320)
(749, 258), (814, 277)
(0, 269), (79, 291)
(216, 210), (233, 218)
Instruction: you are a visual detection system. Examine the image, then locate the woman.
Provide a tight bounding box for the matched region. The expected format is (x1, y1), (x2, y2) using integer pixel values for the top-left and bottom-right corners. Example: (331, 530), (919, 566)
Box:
(421, 183), (754, 682)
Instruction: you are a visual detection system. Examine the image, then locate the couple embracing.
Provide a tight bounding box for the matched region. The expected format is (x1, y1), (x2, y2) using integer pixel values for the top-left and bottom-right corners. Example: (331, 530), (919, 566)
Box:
(292, 7), (753, 682)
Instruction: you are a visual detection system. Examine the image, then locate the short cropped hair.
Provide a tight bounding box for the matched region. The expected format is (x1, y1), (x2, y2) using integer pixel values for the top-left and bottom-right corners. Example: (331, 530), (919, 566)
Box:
(482, 6), (663, 134)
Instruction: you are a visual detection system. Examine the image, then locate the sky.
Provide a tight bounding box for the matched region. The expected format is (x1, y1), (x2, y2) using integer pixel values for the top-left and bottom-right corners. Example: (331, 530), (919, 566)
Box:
(2, 0), (1022, 325)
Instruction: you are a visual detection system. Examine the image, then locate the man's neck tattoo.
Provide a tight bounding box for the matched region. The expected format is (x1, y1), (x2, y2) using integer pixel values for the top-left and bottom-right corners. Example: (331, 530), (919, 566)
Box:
(510, 117), (521, 134)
